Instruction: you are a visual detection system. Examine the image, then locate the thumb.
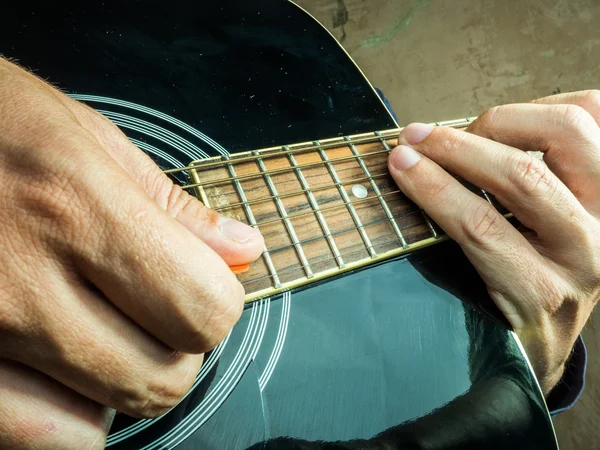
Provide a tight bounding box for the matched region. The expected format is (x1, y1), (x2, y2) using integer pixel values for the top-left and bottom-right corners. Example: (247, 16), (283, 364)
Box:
(64, 98), (264, 266)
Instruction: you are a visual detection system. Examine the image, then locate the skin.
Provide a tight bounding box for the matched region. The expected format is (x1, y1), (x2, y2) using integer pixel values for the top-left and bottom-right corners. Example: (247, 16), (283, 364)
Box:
(0, 54), (597, 447)
(0, 58), (264, 448)
(389, 89), (600, 396)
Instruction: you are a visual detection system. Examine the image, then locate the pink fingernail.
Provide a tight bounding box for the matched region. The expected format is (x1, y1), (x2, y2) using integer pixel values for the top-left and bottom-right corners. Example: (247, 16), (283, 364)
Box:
(390, 145), (421, 171)
(399, 123), (434, 145)
(219, 217), (259, 243)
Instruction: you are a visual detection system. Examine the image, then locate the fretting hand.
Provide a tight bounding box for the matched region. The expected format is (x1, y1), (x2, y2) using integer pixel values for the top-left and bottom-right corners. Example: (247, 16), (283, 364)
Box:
(0, 58), (263, 448)
(389, 90), (600, 394)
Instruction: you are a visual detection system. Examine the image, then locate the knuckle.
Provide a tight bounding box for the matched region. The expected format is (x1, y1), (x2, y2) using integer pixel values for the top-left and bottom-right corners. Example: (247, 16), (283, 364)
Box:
(20, 173), (84, 231)
(124, 355), (199, 418)
(168, 183), (215, 225)
(580, 89), (600, 116)
(463, 202), (506, 244)
(554, 104), (595, 132)
(179, 277), (244, 354)
(436, 126), (468, 155)
(472, 106), (501, 133)
(573, 222), (600, 288)
(509, 153), (557, 197)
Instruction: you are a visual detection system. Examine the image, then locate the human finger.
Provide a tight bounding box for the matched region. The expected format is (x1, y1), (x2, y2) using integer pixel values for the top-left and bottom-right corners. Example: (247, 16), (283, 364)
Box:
(398, 123), (592, 247)
(532, 89), (600, 124)
(387, 144), (551, 328)
(466, 101), (600, 213)
(27, 132), (245, 354)
(59, 96), (264, 266)
(0, 359), (114, 449)
(1, 269), (204, 418)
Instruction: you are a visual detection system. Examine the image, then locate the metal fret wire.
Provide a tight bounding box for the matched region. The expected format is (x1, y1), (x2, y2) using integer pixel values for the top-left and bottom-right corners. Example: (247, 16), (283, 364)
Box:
(163, 120), (477, 290)
(316, 141), (377, 259)
(253, 151), (314, 278)
(223, 156), (282, 289)
(287, 148), (345, 269)
(241, 209), (427, 287)
(164, 117), (474, 177)
(348, 134), (408, 249)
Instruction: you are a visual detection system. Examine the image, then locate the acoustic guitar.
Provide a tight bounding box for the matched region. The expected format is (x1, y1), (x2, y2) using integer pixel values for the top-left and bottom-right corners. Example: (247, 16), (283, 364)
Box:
(4, 0), (558, 448)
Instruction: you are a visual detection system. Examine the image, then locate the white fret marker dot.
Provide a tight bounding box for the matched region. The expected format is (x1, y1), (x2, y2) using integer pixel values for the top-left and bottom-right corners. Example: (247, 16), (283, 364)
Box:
(351, 184), (368, 199)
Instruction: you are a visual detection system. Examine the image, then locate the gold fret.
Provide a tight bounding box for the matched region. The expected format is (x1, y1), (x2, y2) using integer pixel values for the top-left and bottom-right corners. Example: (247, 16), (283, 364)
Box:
(181, 147), (393, 191)
(316, 141), (377, 259)
(182, 117), (477, 303)
(356, 133), (409, 249)
(166, 117), (476, 177)
(287, 147), (345, 269)
(253, 152), (314, 279)
(243, 234), (447, 303)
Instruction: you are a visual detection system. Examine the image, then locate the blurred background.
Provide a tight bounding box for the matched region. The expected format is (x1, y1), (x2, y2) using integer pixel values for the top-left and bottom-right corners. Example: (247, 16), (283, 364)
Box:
(295, 0), (599, 448)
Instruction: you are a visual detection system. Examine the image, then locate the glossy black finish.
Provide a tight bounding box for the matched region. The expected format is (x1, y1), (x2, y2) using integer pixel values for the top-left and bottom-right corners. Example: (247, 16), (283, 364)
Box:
(2, 1), (557, 449)
(2, 0), (395, 153)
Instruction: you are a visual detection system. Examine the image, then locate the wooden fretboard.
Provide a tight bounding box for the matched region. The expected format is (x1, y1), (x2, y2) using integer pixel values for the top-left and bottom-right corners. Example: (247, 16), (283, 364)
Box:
(179, 118), (498, 303)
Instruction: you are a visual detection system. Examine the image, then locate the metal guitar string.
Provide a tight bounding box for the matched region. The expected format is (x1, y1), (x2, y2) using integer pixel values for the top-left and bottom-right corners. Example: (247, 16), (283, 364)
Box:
(161, 131), (402, 176)
(177, 147), (396, 191)
(66, 95), (480, 448)
(239, 209), (428, 288)
(241, 188), (407, 228)
(209, 170), (390, 212)
(71, 95), (290, 449)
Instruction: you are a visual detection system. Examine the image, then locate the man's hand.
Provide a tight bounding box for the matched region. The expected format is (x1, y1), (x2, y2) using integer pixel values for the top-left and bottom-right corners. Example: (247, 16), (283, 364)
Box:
(389, 90), (600, 395)
(0, 59), (263, 448)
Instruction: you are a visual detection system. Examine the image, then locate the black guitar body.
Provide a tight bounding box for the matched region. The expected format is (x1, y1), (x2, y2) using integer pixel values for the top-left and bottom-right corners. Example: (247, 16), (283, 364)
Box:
(3, 1), (557, 448)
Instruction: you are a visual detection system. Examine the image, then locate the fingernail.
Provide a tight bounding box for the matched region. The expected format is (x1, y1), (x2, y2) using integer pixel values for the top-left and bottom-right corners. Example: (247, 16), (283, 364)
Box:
(390, 145), (421, 170)
(219, 217), (259, 243)
(399, 122), (434, 146)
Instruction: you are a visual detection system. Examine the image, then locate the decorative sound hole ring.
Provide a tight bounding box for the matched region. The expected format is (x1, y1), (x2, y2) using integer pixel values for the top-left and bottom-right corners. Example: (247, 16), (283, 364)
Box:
(69, 95), (290, 449)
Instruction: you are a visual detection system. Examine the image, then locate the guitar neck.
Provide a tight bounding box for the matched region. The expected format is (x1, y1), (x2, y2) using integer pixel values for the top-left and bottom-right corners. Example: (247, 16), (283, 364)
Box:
(174, 117), (495, 303)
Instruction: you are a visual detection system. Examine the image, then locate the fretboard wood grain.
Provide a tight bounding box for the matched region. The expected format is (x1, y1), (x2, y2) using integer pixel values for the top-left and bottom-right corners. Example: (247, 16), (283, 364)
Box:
(186, 119), (496, 302)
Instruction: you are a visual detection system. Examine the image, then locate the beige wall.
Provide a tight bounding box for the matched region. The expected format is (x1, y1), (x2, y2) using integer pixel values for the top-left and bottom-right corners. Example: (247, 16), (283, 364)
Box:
(296, 0), (600, 448)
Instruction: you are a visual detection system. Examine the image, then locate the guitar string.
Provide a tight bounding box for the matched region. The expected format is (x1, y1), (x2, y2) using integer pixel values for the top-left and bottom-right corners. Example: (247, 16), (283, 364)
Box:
(178, 147), (395, 190)
(245, 188), (407, 228)
(233, 189), (495, 287)
(162, 116), (474, 177)
(211, 164), (390, 211)
(162, 132), (400, 175)
(263, 207), (424, 256)
(239, 191), (502, 288)
(239, 212), (438, 288)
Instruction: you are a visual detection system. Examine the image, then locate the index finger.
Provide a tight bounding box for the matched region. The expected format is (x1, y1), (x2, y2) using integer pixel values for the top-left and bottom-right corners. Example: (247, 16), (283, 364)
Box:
(45, 133), (245, 355)
(387, 144), (549, 328)
(532, 89), (600, 125)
